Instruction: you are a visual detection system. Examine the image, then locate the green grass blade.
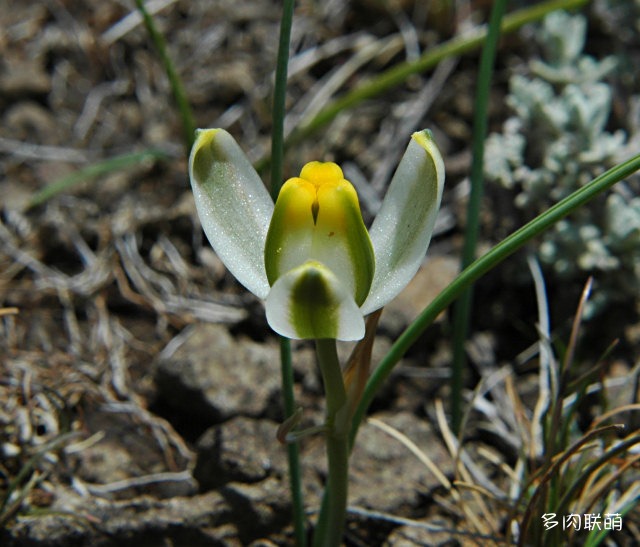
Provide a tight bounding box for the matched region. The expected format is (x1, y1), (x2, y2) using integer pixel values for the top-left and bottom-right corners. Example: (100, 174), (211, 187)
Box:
(270, 0), (295, 201)
(27, 149), (168, 209)
(279, 336), (307, 546)
(450, 0), (508, 434)
(349, 152), (640, 446)
(134, 0), (196, 154)
(270, 1), (307, 545)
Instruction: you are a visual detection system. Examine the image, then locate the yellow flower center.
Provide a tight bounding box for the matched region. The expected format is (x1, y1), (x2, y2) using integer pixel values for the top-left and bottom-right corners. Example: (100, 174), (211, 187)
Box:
(299, 161), (344, 188)
(264, 160), (374, 305)
(290, 161), (356, 225)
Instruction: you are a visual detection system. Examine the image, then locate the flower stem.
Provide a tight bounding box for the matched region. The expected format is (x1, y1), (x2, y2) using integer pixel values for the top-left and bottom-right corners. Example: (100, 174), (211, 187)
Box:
(279, 337), (307, 546)
(313, 339), (349, 547)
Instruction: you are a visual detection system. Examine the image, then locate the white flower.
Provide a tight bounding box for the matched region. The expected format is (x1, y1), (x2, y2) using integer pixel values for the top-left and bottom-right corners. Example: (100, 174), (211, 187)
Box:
(189, 129), (445, 340)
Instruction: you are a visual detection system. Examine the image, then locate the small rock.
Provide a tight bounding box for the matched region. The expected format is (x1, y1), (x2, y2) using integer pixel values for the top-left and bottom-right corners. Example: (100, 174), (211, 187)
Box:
(348, 411), (452, 513)
(194, 416), (285, 490)
(155, 324), (282, 428)
(70, 401), (195, 500)
(220, 477), (291, 542)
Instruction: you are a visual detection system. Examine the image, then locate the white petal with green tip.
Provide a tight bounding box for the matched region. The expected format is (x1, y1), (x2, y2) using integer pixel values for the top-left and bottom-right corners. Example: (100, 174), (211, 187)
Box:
(361, 130), (445, 315)
(189, 129), (273, 299)
(265, 260), (365, 341)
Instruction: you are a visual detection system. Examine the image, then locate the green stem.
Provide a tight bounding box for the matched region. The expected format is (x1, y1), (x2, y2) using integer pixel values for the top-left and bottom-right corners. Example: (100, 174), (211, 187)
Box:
(271, 1), (306, 544)
(349, 152), (640, 448)
(134, 0), (196, 154)
(451, 0), (508, 434)
(270, 0), (295, 200)
(313, 339), (349, 547)
(279, 337), (307, 546)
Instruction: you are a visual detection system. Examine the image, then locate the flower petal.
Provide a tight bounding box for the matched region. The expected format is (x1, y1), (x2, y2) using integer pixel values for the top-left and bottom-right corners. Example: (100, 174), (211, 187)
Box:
(189, 129), (273, 298)
(361, 130), (445, 315)
(312, 171), (375, 305)
(265, 260), (365, 341)
(264, 162), (375, 305)
(264, 177), (316, 284)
